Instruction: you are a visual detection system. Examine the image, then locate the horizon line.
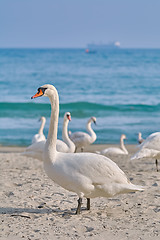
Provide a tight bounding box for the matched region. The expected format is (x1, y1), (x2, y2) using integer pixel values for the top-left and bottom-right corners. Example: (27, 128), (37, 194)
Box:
(0, 46), (160, 50)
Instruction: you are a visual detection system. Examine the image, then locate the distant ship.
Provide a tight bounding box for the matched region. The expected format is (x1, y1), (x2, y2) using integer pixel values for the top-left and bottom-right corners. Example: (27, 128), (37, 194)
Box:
(85, 41), (120, 53)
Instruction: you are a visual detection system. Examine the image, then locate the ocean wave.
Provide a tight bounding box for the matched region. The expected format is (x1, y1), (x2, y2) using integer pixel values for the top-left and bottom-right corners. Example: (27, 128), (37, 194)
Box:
(1, 101), (160, 118)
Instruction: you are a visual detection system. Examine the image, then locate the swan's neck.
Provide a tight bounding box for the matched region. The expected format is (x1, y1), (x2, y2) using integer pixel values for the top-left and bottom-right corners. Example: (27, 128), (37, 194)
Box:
(45, 92), (59, 154)
(86, 121), (96, 141)
(138, 134), (142, 142)
(62, 120), (73, 149)
(120, 138), (128, 154)
(38, 119), (45, 135)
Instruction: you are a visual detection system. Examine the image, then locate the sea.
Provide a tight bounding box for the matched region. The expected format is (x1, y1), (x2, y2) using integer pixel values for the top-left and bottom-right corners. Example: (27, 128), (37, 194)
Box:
(1, 48), (160, 146)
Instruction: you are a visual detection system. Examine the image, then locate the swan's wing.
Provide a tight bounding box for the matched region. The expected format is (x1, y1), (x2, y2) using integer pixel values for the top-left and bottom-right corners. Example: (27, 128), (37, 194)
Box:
(139, 132), (160, 150)
(56, 139), (68, 153)
(131, 147), (160, 160)
(32, 134), (46, 144)
(38, 134), (46, 142)
(131, 132), (160, 160)
(32, 134), (39, 144)
(44, 151), (143, 200)
(22, 140), (45, 161)
(54, 152), (143, 197)
(57, 152), (129, 185)
(70, 131), (88, 139)
(101, 147), (124, 155)
(22, 150), (43, 161)
(70, 132), (90, 144)
(25, 140), (45, 152)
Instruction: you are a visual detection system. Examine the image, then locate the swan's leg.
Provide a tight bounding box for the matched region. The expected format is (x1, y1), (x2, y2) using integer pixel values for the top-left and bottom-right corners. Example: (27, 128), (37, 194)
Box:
(76, 198), (82, 214)
(74, 147), (77, 153)
(87, 198), (90, 210)
(81, 147), (84, 152)
(155, 159), (158, 172)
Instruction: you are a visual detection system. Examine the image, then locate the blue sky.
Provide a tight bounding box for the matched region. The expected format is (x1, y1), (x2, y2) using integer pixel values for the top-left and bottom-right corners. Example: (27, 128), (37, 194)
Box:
(0, 0), (160, 48)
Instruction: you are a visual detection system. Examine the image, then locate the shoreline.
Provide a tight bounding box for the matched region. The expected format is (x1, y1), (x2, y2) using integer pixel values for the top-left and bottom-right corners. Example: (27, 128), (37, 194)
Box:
(0, 143), (138, 154)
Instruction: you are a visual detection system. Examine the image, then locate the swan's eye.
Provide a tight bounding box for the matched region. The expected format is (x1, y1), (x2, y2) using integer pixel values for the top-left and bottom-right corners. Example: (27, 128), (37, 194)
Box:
(38, 87), (47, 94)
(92, 118), (96, 124)
(66, 114), (71, 121)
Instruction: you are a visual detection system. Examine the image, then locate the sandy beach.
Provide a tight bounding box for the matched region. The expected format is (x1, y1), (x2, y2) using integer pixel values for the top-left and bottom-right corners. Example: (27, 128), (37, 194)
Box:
(0, 144), (160, 240)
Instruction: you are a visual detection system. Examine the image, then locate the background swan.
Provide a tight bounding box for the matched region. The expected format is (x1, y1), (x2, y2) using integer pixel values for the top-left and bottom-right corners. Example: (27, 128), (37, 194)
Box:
(131, 132), (160, 172)
(32, 116), (46, 143)
(31, 84), (143, 214)
(138, 132), (144, 144)
(22, 112), (75, 160)
(69, 116), (97, 152)
(56, 112), (75, 153)
(96, 134), (128, 156)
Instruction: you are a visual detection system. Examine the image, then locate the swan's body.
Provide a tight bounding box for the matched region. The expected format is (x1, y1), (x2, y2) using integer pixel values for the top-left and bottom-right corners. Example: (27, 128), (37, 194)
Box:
(23, 140), (45, 161)
(131, 132), (160, 171)
(138, 132), (144, 144)
(32, 116), (46, 143)
(31, 84), (143, 214)
(22, 112), (75, 160)
(96, 134), (128, 156)
(69, 117), (97, 152)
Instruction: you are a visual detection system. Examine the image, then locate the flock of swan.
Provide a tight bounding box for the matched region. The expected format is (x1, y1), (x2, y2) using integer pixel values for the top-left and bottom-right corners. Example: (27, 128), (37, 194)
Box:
(23, 112), (75, 161)
(22, 84), (159, 214)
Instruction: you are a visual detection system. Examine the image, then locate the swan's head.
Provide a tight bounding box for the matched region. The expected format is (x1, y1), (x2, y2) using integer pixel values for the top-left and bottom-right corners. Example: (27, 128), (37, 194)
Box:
(121, 134), (127, 140)
(89, 116), (97, 125)
(64, 112), (71, 121)
(31, 84), (57, 99)
(39, 116), (46, 122)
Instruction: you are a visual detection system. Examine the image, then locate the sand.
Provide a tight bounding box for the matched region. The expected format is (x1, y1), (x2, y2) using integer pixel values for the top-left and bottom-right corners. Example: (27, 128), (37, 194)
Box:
(0, 144), (160, 240)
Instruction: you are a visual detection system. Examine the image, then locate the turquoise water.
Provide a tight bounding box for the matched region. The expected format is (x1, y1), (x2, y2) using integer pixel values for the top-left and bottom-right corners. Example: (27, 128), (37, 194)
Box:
(1, 48), (160, 146)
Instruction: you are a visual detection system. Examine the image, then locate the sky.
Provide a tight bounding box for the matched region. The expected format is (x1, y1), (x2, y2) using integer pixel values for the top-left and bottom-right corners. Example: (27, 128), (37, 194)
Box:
(0, 0), (160, 48)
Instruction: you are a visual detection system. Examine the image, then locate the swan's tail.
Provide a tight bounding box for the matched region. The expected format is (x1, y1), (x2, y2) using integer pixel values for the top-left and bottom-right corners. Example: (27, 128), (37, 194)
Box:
(128, 183), (145, 192)
(113, 183), (145, 196)
(118, 183), (145, 195)
(21, 151), (43, 161)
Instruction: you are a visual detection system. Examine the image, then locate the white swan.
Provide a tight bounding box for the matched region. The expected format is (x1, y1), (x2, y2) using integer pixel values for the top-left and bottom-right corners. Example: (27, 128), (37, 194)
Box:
(131, 132), (160, 172)
(96, 134), (128, 156)
(31, 84), (143, 214)
(32, 116), (46, 143)
(22, 112), (75, 160)
(69, 117), (97, 152)
(56, 112), (75, 153)
(138, 132), (144, 144)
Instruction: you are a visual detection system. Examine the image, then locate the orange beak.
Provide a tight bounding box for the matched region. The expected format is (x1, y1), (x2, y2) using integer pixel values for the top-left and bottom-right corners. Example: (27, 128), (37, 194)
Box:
(67, 115), (71, 121)
(31, 89), (44, 99)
